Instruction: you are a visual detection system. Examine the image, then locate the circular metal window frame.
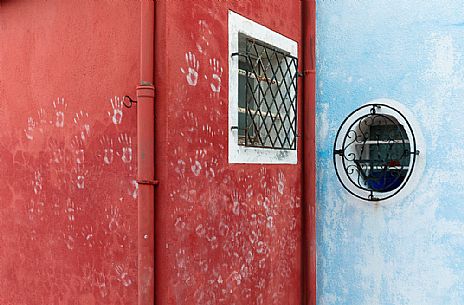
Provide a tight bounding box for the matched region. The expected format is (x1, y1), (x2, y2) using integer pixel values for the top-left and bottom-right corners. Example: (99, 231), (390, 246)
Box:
(333, 103), (420, 201)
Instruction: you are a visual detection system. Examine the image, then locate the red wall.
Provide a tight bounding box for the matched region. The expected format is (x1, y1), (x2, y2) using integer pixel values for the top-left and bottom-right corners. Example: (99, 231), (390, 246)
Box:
(0, 1), (304, 304)
(155, 1), (303, 304)
(0, 1), (139, 304)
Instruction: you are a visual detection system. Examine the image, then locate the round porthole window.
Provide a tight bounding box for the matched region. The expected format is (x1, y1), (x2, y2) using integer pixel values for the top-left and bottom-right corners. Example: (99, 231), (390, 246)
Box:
(333, 101), (420, 201)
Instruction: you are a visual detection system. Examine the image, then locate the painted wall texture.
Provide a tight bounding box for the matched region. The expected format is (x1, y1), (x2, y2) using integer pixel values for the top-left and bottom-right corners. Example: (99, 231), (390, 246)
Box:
(1, 1), (304, 305)
(0, 1), (139, 304)
(316, 1), (464, 304)
(155, 1), (303, 304)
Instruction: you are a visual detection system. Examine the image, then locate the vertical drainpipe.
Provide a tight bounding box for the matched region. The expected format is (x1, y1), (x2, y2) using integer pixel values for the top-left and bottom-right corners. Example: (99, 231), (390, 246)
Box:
(302, 1), (316, 305)
(138, 0), (156, 304)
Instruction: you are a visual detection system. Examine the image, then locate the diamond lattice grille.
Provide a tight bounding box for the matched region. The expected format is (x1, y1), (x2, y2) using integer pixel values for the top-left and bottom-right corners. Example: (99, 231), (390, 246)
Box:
(238, 38), (298, 150)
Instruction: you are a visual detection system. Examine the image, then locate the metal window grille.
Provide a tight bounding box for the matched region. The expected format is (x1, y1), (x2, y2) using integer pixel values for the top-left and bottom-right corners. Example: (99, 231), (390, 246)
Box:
(333, 104), (420, 201)
(234, 37), (298, 150)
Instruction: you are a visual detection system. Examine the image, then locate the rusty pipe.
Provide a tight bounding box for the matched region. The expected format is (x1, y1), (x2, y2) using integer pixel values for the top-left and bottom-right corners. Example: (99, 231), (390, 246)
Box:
(138, 0), (155, 304)
(302, 1), (316, 305)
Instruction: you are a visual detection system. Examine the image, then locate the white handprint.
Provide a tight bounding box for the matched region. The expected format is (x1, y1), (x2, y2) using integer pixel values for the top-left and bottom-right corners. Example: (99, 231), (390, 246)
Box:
(48, 138), (64, 164)
(195, 20), (212, 55)
(64, 233), (75, 250)
(277, 171), (285, 195)
(73, 110), (90, 142)
(128, 179), (138, 200)
(231, 190), (240, 216)
(107, 96), (124, 125)
(95, 272), (109, 298)
(65, 200), (75, 222)
(24, 116), (36, 140)
(26, 200), (35, 220)
(115, 264), (133, 287)
(27, 199), (45, 221)
(207, 58), (223, 97)
(53, 97), (67, 128)
(191, 160), (202, 176)
(73, 164), (88, 190)
(71, 135), (85, 164)
(82, 263), (96, 287)
(106, 205), (120, 232)
(180, 52), (200, 86)
(37, 108), (47, 124)
(117, 133), (132, 164)
(37, 108), (48, 133)
(99, 135), (114, 165)
(81, 225), (95, 248)
(33, 170), (43, 195)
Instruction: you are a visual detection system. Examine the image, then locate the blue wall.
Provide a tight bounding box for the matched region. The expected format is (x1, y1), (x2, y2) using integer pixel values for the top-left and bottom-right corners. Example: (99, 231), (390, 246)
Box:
(316, 1), (464, 304)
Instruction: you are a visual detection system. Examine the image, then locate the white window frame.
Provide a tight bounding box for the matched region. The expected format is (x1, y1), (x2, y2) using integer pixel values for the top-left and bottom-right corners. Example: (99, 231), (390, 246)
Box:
(228, 10), (298, 164)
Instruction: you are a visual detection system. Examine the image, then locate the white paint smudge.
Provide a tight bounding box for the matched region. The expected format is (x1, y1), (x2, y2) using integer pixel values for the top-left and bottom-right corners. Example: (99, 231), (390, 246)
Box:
(317, 103), (330, 143)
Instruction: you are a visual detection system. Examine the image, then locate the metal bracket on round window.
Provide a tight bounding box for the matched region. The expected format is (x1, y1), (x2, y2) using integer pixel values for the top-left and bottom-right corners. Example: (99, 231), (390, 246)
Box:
(333, 103), (420, 201)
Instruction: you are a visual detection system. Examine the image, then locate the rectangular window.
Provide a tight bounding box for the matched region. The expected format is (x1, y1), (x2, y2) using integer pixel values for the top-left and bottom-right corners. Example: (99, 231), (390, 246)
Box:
(228, 11), (298, 164)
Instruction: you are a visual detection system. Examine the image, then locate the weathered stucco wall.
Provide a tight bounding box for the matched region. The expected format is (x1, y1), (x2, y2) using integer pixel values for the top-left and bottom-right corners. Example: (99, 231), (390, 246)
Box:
(1, 1), (304, 304)
(0, 1), (139, 304)
(317, 1), (464, 304)
(155, 1), (303, 304)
